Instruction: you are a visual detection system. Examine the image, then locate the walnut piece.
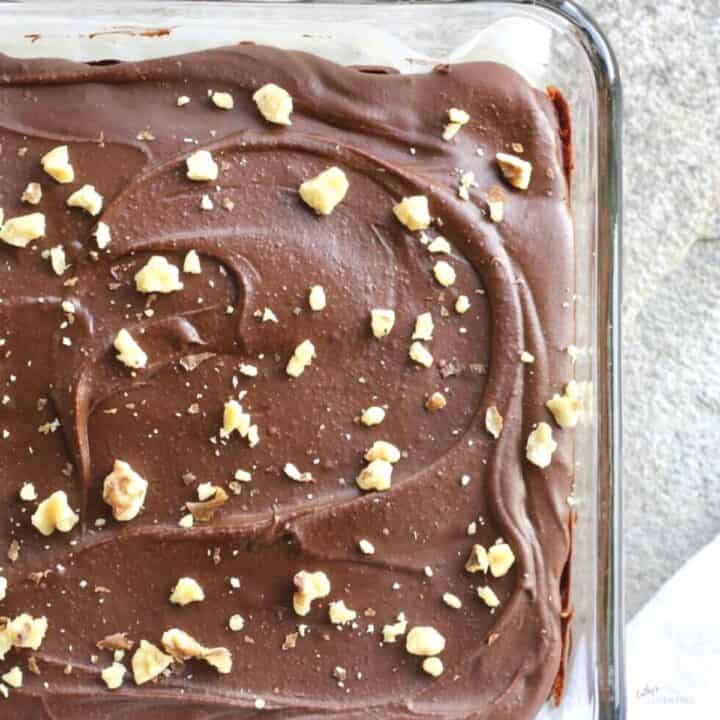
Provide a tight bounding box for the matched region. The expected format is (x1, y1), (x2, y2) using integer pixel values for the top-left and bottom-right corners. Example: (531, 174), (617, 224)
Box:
(442, 592), (462, 609)
(382, 613), (407, 643)
(433, 260), (456, 287)
(101, 662), (125, 690)
(221, 399), (251, 438)
(425, 392), (447, 412)
(455, 295), (471, 314)
(546, 380), (583, 428)
(361, 406), (385, 427)
(299, 167), (349, 215)
(135, 256), (183, 294)
(487, 186), (506, 222)
(183, 250), (202, 275)
(19, 482), (37, 502)
(488, 542), (516, 578)
(0, 577), (6, 602)
(2, 666), (22, 689)
(161, 628), (232, 674)
(293, 570), (331, 616)
(308, 285), (327, 311)
(427, 236), (451, 254)
(21, 182), (42, 205)
(526, 422), (558, 468)
(103, 460), (148, 522)
(49, 246), (67, 276)
(465, 544), (489, 574)
(113, 329), (147, 369)
(477, 585), (500, 608)
(284, 462), (313, 483)
(31, 491), (79, 536)
(41, 145), (75, 184)
(393, 196), (430, 231)
(186, 150), (219, 182)
(94, 222), (112, 250)
(356, 459), (393, 492)
(405, 626), (446, 656)
(186, 486), (229, 522)
(328, 600), (357, 625)
(412, 312), (434, 341)
(520, 351), (535, 364)
(422, 657), (444, 677)
(170, 577), (206, 606)
(485, 406), (504, 439)
(409, 341), (433, 368)
(442, 107), (470, 141)
(0, 213), (46, 248)
(370, 308), (396, 338)
(131, 640), (173, 685)
(4, 614), (48, 651)
(67, 184), (103, 216)
(358, 539), (375, 555)
(364, 440), (401, 463)
(253, 83), (293, 126)
(211, 91), (234, 110)
(286, 339), (316, 378)
(496, 152), (533, 190)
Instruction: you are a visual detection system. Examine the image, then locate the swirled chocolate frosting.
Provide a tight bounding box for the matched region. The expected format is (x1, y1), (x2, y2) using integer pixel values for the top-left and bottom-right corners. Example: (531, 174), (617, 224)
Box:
(0, 44), (574, 719)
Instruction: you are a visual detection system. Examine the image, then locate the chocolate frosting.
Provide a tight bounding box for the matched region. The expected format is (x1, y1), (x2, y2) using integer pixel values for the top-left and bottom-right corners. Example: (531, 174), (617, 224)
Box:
(0, 44), (574, 719)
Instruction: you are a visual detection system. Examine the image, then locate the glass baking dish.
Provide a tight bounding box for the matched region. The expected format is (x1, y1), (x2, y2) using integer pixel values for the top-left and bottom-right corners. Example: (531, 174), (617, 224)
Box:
(0, 1), (623, 718)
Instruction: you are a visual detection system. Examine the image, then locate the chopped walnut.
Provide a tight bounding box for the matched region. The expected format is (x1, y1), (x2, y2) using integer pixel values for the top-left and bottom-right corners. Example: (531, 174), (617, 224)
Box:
(382, 613), (407, 643)
(253, 83), (293, 125)
(358, 539), (375, 555)
(113, 329), (147, 369)
(177, 95), (190, 107)
(364, 440), (401, 463)
(442, 592), (462, 609)
(393, 196), (430, 231)
(328, 600), (357, 625)
(485, 406), (504, 439)
(487, 186), (506, 222)
(186, 486), (229, 522)
(101, 662), (125, 690)
(5, 614), (48, 651)
(0, 213), (46, 248)
(162, 628), (232, 674)
(496, 152), (532, 190)
(293, 570), (331, 616)
(135, 256), (183, 294)
(170, 577), (205, 606)
(299, 167), (349, 215)
(356, 459), (393, 492)
(488, 542), (516, 578)
(308, 285), (327, 311)
(41, 145), (74, 184)
(0, 577), (6, 602)
(546, 380), (583, 428)
(183, 250), (202, 275)
(361, 406), (385, 427)
(477, 585), (500, 608)
(370, 308), (396, 338)
(433, 260), (456, 287)
(520, 351), (535, 364)
(97, 633), (134, 652)
(455, 295), (471, 314)
(405, 626), (446, 656)
(409, 341), (433, 368)
(221, 399), (251, 438)
(19, 483), (37, 502)
(2, 666), (22, 689)
(427, 236), (451, 254)
(526, 422), (557, 468)
(228, 614), (245, 632)
(49, 246), (67, 276)
(211, 91), (234, 110)
(465, 544), (489, 574)
(186, 150), (219, 182)
(179, 351), (215, 372)
(103, 460), (148, 521)
(442, 107), (470, 141)
(284, 462), (313, 483)
(286, 339), (316, 377)
(21, 182), (42, 206)
(94, 222), (112, 250)
(422, 656), (444, 677)
(31, 490), (78, 536)
(131, 640), (173, 685)
(412, 312), (434, 341)
(425, 392), (447, 412)
(67, 184), (103, 216)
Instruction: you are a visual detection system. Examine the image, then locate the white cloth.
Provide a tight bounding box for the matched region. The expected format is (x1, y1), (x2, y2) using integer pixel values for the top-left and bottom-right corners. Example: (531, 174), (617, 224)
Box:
(627, 534), (720, 719)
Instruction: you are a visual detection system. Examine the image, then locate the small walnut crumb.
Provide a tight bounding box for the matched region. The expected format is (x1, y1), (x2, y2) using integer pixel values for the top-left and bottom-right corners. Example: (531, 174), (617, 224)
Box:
(442, 592), (462, 609)
(412, 312), (434, 341)
(286, 339), (316, 378)
(422, 656), (444, 677)
(131, 640), (173, 685)
(477, 585), (500, 608)
(234, 469), (252, 483)
(485, 406), (504, 439)
(7, 541), (19, 563)
(170, 577), (205, 606)
(328, 600), (357, 625)
(31, 491), (78, 536)
(238, 363), (258, 377)
(177, 95), (191, 107)
(425, 392), (447, 412)
(101, 662), (125, 690)
(370, 308), (396, 338)
(282, 632), (298, 651)
(41, 145), (74, 184)
(299, 167), (349, 215)
(496, 152), (533, 190)
(19, 483), (37, 502)
(487, 186), (506, 222)
(186, 150), (219, 182)
(178, 514), (194, 529)
(21, 182), (42, 205)
(211, 91), (234, 110)
(465, 544), (489, 574)
(221, 399), (251, 438)
(520, 351), (535, 364)
(179, 351), (215, 372)
(364, 440), (401, 463)
(382, 614), (408, 643)
(409, 341), (433, 368)
(5, 614), (48, 651)
(67, 184), (103, 216)
(361, 406), (385, 427)
(186, 486), (229, 522)
(488, 542), (516, 578)
(253, 83), (293, 125)
(0, 213), (46, 248)
(427, 236), (451, 254)
(284, 462), (313, 483)
(526, 422), (557, 468)
(48, 245), (67, 276)
(293, 570), (331, 616)
(183, 250), (202, 275)
(2, 666), (22, 689)
(457, 170), (477, 201)
(405, 626), (446, 657)
(200, 194), (213, 210)
(113, 329), (147, 370)
(228, 614), (245, 632)
(442, 107), (470, 141)
(356, 459), (393, 492)
(546, 380), (583, 428)
(94, 221), (112, 250)
(454, 295), (471, 315)
(135, 256), (183, 294)
(433, 260), (456, 287)
(103, 460), (148, 522)
(97, 633), (134, 652)
(393, 196), (430, 231)
(358, 539), (375, 555)
(308, 285), (327, 311)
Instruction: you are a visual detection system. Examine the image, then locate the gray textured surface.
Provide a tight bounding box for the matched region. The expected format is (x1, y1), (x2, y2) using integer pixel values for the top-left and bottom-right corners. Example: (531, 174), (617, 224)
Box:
(581, 0), (720, 616)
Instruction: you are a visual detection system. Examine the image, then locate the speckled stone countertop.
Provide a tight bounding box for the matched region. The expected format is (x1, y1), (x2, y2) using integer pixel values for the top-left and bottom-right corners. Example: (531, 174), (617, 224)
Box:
(582, 0), (720, 616)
